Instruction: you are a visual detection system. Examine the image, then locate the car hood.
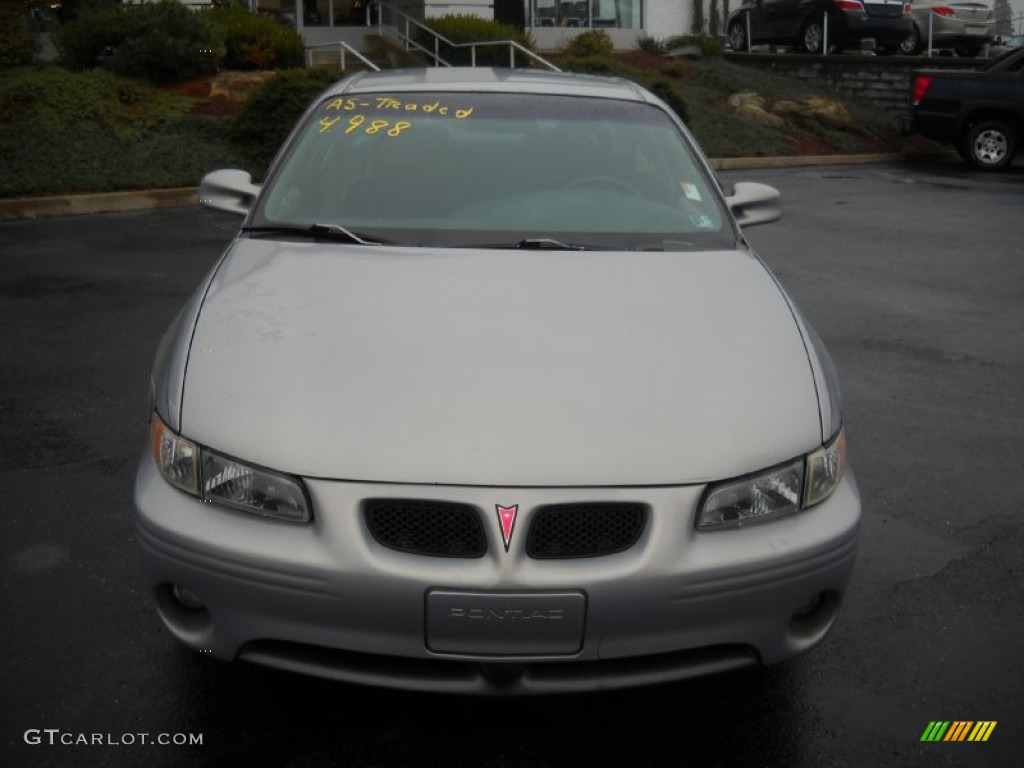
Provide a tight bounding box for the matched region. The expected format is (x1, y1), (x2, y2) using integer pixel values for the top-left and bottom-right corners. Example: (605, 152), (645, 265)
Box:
(178, 239), (822, 486)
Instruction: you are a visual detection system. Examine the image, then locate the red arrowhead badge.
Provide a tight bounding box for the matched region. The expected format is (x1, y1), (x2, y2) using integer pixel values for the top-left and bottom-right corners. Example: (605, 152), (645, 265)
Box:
(495, 504), (519, 552)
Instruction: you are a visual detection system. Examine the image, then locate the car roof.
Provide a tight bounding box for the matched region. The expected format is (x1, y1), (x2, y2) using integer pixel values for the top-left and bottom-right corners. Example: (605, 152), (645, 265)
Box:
(326, 67), (656, 104)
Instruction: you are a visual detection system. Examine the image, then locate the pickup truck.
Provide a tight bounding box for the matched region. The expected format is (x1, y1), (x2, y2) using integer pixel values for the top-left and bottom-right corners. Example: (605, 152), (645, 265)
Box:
(911, 47), (1024, 170)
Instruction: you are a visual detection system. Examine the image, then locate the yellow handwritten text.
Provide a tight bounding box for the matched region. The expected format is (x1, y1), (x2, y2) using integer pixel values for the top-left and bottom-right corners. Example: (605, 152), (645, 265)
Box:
(322, 96), (475, 121)
(325, 97), (371, 111)
(318, 116), (341, 133)
(319, 115), (412, 138)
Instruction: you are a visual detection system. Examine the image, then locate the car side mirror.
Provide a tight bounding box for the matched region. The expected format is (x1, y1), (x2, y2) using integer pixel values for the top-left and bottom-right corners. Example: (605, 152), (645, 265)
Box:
(726, 182), (781, 228)
(198, 169), (261, 217)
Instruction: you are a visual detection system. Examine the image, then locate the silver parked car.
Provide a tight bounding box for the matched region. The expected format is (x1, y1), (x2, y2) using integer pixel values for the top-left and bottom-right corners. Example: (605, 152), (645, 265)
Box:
(135, 68), (860, 694)
(901, 0), (995, 56)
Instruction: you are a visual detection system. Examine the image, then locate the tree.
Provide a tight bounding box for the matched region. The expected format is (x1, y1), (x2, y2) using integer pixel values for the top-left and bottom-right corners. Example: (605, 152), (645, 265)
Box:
(993, 0), (1013, 37)
(691, 0), (705, 33)
(709, 0), (722, 35)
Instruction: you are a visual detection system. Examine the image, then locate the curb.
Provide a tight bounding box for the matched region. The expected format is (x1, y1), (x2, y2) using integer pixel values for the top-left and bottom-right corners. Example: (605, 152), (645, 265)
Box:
(0, 187), (197, 222)
(710, 152), (908, 170)
(0, 154), (913, 221)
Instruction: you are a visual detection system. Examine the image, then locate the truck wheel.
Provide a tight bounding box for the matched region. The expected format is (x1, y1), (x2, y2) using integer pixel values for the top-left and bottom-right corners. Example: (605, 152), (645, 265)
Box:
(728, 20), (748, 51)
(964, 120), (1017, 170)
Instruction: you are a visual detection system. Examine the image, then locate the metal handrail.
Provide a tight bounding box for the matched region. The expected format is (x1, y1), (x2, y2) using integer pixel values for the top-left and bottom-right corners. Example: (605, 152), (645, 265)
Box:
(366, 1), (560, 71)
(305, 40), (382, 71)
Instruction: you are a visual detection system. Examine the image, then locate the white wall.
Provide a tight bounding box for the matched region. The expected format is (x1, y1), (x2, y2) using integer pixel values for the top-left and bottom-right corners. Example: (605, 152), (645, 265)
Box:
(646, 0), (692, 40)
(528, 0), (696, 51)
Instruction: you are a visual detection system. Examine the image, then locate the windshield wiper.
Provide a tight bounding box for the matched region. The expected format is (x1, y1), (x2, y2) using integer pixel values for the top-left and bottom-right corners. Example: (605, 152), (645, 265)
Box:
(454, 238), (617, 251)
(514, 238), (585, 250)
(242, 223), (386, 245)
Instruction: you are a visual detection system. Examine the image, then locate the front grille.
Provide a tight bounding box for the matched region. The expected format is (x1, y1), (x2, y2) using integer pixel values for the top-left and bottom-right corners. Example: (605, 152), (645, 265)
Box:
(364, 499), (486, 558)
(526, 503), (647, 559)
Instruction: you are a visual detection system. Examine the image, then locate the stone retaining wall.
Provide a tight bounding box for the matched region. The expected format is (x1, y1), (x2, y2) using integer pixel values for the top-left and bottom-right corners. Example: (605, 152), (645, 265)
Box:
(724, 53), (984, 119)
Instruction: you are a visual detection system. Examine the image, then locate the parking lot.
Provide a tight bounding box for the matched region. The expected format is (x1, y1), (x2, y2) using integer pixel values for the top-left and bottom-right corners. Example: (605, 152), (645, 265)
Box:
(1, 157), (1022, 767)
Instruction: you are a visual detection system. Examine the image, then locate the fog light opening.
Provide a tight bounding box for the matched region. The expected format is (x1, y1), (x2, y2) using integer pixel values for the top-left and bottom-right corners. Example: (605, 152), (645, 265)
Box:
(172, 584), (207, 612)
(793, 593), (824, 619)
(154, 583), (212, 640)
(787, 590), (841, 644)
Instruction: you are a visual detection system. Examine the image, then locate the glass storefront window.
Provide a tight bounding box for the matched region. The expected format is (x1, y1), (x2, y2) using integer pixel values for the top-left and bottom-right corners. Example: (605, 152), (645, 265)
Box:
(530, 0), (642, 28)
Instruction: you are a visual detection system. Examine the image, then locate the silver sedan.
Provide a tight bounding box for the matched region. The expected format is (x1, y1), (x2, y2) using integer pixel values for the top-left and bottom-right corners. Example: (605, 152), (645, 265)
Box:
(901, 0), (996, 56)
(134, 68), (860, 694)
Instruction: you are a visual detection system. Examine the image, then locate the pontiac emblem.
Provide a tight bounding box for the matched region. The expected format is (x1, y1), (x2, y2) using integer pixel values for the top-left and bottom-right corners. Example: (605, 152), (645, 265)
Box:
(495, 504), (519, 552)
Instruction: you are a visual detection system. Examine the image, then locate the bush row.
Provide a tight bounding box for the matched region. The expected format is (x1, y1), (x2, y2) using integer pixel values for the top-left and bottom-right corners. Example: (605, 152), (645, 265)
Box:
(0, 65), (194, 141)
(420, 15), (535, 67)
(0, 13), (40, 69)
(0, 65), (249, 196)
(58, 0), (222, 82)
(56, 1), (304, 83)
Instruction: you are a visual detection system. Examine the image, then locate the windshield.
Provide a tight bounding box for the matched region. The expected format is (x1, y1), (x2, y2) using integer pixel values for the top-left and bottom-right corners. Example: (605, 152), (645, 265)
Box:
(253, 91), (734, 251)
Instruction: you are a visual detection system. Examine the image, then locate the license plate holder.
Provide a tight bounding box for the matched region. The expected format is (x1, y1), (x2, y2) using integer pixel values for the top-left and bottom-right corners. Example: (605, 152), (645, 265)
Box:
(426, 590), (586, 656)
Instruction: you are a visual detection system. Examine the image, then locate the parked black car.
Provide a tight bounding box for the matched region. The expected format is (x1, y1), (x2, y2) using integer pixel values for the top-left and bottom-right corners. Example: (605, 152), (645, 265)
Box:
(727, 0), (913, 54)
(911, 47), (1024, 169)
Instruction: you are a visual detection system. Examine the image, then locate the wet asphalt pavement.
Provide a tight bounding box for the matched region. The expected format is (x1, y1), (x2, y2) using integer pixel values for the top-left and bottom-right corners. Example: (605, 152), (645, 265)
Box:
(1, 158), (1022, 767)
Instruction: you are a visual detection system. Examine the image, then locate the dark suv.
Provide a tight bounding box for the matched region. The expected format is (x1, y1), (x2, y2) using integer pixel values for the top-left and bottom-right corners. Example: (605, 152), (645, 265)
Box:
(727, 0), (913, 54)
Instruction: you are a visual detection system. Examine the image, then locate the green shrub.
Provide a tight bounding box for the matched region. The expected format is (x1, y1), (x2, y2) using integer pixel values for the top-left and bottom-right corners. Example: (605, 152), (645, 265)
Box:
(57, 0), (223, 82)
(420, 15), (535, 67)
(666, 33), (725, 57)
(1, 115), (251, 197)
(0, 65), (194, 141)
(207, 7), (304, 70)
(0, 66), (232, 196)
(0, 13), (40, 68)
(55, 0), (125, 71)
(563, 29), (614, 58)
(659, 60), (689, 78)
(634, 33), (666, 55)
(229, 67), (337, 171)
(108, 2), (224, 82)
(557, 54), (633, 76)
(646, 79), (689, 123)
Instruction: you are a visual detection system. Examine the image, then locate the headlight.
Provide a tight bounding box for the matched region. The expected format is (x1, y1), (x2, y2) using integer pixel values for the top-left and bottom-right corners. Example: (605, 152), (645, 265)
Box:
(697, 459), (804, 531)
(697, 429), (846, 531)
(804, 428), (846, 507)
(150, 414), (311, 523)
(201, 449), (310, 523)
(151, 414), (198, 494)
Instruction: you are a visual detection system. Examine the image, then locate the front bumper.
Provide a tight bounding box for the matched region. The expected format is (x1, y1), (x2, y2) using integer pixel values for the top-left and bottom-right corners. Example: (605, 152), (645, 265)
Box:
(133, 452), (861, 693)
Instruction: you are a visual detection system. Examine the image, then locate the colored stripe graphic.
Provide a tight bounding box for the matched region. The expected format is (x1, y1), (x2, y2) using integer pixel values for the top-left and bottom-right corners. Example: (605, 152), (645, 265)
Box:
(921, 722), (950, 742)
(944, 721), (972, 741)
(968, 722), (997, 742)
(920, 721), (997, 742)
